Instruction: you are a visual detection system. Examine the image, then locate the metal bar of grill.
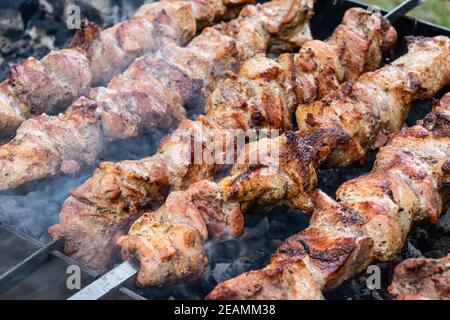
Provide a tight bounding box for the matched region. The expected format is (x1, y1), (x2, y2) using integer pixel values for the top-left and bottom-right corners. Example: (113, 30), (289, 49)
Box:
(68, 259), (139, 300)
(0, 226), (145, 300)
(0, 237), (64, 295)
(385, 0), (426, 23)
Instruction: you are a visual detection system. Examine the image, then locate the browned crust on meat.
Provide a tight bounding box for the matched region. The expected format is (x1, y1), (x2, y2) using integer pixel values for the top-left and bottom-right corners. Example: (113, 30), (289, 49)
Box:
(49, 0), (315, 274)
(388, 254), (450, 300)
(208, 89), (450, 300)
(68, 20), (102, 51)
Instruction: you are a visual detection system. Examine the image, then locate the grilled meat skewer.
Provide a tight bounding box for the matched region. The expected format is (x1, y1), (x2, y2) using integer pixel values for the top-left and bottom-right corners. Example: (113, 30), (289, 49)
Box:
(220, 36), (450, 212)
(388, 253), (450, 300)
(104, 9), (395, 285)
(54, 7), (396, 275)
(0, 0), (314, 192)
(45, 0), (317, 273)
(118, 36), (449, 288)
(0, 0), (254, 139)
(207, 92), (450, 299)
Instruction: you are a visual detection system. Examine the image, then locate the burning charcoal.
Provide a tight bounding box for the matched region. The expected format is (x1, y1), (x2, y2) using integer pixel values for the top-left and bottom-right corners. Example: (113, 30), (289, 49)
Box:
(403, 240), (424, 259)
(0, 0), (27, 9)
(39, 0), (66, 17)
(117, 0), (147, 21)
(0, 199), (19, 224)
(27, 18), (65, 32)
(209, 258), (258, 284)
(207, 240), (243, 264)
(437, 210), (450, 233)
(101, 135), (160, 162)
(241, 217), (269, 240)
(0, 9), (24, 37)
(17, 0), (40, 24)
(62, 0), (127, 27)
(0, 35), (15, 55)
(15, 216), (46, 240)
(211, 263), (232, 282)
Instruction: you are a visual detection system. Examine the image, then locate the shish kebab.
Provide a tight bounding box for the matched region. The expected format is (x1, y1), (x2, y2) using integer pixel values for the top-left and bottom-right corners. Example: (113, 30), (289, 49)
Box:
(57, 6), (397, 275)
(208, 92), (450, 299)
(119, 34), (450, 293)
(67, 2), (424, 300)
(44, 0), (315, 272)
(0, 0), (254, 139)
(388, 253), (450, 300)
(0, 0), (314, 190)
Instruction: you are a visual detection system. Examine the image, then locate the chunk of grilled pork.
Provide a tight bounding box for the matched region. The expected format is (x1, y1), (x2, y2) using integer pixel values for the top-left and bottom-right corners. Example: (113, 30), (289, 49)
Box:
(388, 254), (450, 300)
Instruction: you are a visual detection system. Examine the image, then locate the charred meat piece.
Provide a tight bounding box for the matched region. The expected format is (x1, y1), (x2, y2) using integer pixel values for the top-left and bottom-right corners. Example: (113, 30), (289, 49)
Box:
(388, 254), (450, 300)
(118, 180), (243, 287)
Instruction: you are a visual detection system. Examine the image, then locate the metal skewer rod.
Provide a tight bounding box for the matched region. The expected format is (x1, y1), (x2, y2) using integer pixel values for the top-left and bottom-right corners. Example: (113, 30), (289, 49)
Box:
(66, 0), (428, 301)
(67, 258), (139, 300)
(384, 0), (426, 23)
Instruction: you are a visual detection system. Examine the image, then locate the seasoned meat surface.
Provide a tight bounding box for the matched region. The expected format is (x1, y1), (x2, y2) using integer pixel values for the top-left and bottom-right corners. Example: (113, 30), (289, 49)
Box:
(388, 254), (450, 300)
(1, 0), (315, 192)
(220, 36), (450, 213)
(48, 0), (316, 272)
(113, 9), (398, 285)
(0, 0), (255, 137)
(207, 92), (450, 300)
(119, 180), (243, 287)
